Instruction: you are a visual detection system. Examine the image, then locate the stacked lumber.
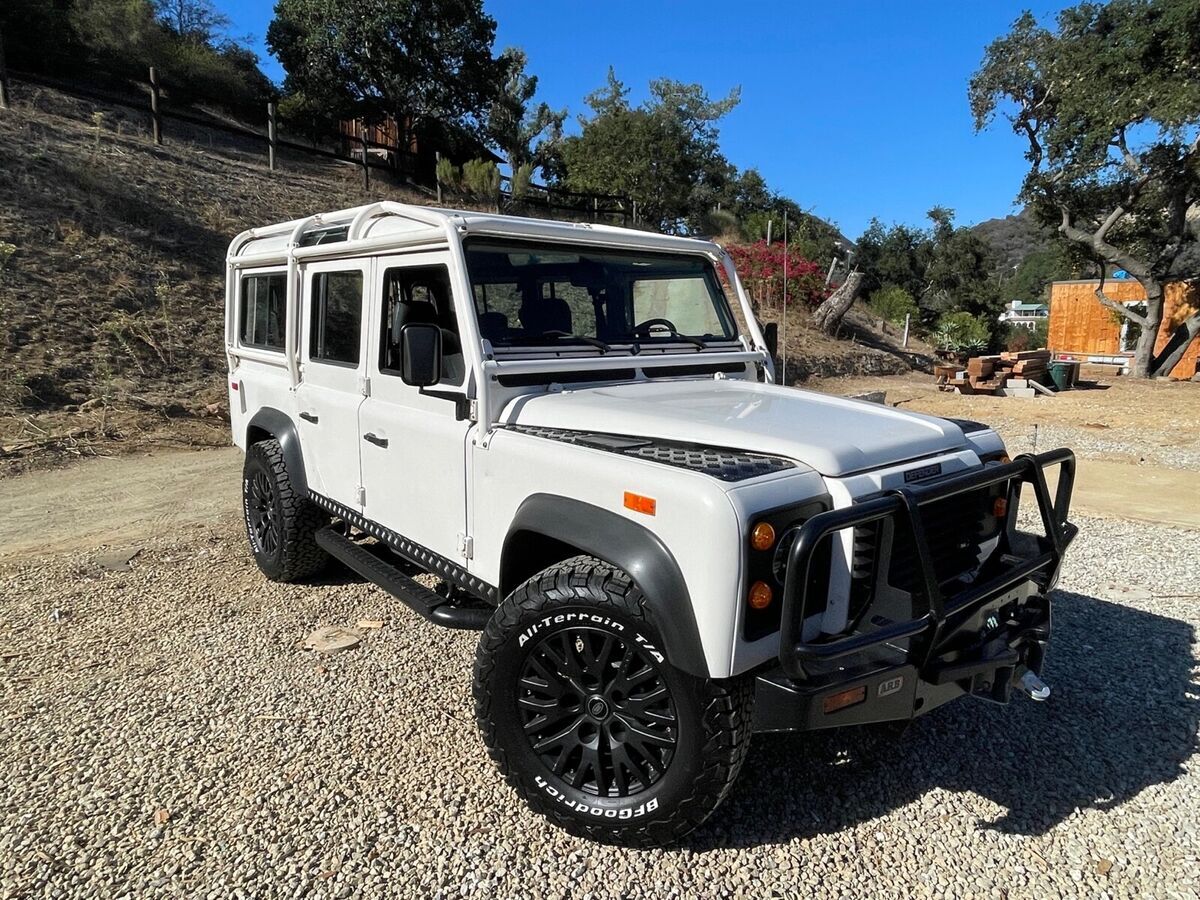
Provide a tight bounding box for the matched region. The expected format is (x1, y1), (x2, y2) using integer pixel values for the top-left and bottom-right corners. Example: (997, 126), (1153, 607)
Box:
(934, 349), (1053, 396)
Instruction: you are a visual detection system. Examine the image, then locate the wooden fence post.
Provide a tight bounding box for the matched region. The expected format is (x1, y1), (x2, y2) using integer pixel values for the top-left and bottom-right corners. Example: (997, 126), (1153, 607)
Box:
(0, 27), (11, 111)
(360, 133), (370, 191)
(267, 101), (277, 171)
(148, 67), (162, 145)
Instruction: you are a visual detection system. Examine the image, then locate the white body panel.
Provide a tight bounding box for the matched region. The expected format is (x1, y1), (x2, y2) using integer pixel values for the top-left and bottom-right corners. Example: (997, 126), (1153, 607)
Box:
(500, 380), (968, 477)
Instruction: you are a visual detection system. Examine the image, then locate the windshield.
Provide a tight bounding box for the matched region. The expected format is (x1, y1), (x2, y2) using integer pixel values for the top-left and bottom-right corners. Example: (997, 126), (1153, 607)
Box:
(464, 239), (738, 350)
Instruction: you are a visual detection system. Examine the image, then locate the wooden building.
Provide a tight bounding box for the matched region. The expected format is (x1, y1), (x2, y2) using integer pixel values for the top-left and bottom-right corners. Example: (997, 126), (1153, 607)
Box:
(1047, 278), (1200, 378)
(338, 115), (501, 185)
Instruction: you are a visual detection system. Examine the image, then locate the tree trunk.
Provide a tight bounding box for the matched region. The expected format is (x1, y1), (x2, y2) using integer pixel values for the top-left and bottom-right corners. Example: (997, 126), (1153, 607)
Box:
(1128, 280), (1165, 378)
(1151, 312), (1200, 377)
(812, 271), (864, 335)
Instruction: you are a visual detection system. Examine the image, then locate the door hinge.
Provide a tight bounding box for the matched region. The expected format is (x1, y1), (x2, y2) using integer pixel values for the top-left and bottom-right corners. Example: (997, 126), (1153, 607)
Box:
(358, 375), (372, 397)
(356, 485), (366, 506)
(468, 399), (479, 422)
(457, 533), (474, 560)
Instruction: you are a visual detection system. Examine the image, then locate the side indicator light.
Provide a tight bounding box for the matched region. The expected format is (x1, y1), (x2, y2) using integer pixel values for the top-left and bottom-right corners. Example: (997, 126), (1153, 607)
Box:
(623, 492), (656, 516)
(822, 685), (867, 715)
(993, 497), (1008, 518)
(748, 581), (773, 610)
(230, 381), (239, 391)
(750, 522), (776, 551)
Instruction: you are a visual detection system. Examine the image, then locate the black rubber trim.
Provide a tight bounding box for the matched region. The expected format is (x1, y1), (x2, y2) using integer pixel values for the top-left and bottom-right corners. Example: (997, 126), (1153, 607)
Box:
(246, 408), (307, 496)
(945, 417), (990, 435)
(501, 494), (709, 677)
(315, 527), (491, 629)
(309, 492), (499, 603)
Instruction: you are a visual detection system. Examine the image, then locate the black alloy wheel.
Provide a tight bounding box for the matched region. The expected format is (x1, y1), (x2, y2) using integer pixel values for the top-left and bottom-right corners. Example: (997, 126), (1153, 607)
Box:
(519, 626), (678, 798)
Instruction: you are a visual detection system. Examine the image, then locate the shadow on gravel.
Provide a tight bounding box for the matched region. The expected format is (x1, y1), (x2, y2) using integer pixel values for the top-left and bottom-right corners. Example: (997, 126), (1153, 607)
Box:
(688, 590), (1199, 849)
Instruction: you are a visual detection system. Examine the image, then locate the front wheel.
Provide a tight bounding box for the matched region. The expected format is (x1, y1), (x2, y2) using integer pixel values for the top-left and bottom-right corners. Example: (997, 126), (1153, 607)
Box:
(473, 556), (754, 847)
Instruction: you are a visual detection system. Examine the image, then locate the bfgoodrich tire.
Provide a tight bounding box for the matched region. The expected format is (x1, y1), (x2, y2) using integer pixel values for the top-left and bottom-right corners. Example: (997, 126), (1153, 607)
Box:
(473, 555), (754, 847)
(242, 439), (328, 582)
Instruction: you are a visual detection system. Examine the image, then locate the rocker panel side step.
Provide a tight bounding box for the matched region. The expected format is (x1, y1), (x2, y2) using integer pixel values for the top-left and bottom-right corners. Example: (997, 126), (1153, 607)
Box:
(315, 528), (492, 630)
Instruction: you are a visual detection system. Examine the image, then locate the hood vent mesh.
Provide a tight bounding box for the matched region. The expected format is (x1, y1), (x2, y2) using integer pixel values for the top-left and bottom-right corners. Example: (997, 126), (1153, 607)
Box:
(508, 426), (795, 482)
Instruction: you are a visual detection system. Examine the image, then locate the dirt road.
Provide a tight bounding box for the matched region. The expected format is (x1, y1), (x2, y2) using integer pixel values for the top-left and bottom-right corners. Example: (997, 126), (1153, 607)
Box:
(0, 447), (242, 560)
(1, 438), (1194, 564)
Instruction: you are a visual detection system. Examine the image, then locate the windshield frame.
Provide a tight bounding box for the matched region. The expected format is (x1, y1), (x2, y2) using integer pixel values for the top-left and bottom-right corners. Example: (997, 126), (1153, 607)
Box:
(462, 237), (741, 356)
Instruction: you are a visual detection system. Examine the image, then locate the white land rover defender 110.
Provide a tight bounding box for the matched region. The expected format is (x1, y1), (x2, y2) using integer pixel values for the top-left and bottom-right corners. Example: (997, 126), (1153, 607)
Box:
(225, 203), (1077, 846)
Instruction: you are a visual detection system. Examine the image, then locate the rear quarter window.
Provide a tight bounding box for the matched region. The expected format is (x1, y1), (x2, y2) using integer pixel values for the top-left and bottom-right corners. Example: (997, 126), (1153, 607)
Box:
(239, 273), (287, 351)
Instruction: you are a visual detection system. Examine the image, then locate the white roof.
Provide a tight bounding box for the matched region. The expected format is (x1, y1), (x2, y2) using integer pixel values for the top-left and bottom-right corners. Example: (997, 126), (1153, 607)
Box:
(227, 201), (722, 266)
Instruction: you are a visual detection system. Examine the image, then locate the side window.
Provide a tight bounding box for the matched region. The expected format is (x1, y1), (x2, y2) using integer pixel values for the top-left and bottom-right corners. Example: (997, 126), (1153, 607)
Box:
(239, 273), (286, 350)
(379, 265), (461, 384)
(309, 271), (363, 365)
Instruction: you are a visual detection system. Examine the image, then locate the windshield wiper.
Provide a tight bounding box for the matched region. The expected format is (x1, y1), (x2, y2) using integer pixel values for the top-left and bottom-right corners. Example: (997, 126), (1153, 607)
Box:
(638, 328), (707, 350)
(539, 330), (611, 353)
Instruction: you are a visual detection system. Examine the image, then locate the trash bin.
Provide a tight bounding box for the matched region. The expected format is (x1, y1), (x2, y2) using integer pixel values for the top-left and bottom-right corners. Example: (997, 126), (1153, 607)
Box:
(1048, 361), (1074, 391)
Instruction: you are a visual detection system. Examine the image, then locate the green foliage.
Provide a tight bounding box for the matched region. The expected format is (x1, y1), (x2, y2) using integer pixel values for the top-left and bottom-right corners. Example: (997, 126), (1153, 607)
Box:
(557, 69), (740, 233)
(934, 311), (991, 353)
(436, 157), (462, 192)
(857, 208), (1004, 327)
(869, 284), (918, 326)
(487, 48), (565, 175)
(1001, 245), (1074, 303)
(0, 242), (16, 272)
(0, 0), (273, 120)
(462, 158), (501, 204)
(268, 0), (504, 143)
(510, 162), (534, 199)
(1001, 320), (1049, 352)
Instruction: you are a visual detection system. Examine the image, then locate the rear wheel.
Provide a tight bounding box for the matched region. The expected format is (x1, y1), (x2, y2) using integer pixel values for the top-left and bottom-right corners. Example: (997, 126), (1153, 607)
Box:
(242, 439), (328, 582)
(473, 555), (754, 847)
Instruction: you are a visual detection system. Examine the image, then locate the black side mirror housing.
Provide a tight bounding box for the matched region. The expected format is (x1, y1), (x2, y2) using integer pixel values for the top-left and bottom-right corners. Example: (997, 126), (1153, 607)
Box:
(762, 322), (778, 358)
(400, 323), (442, 387)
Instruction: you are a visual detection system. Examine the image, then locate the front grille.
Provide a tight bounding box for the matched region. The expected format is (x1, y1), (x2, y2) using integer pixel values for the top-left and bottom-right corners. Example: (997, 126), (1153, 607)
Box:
(887, 488), (998, 595)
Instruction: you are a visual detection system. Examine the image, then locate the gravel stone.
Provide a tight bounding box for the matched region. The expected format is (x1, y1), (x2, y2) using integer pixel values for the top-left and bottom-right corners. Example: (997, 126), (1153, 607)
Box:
(1, 512), (1197, 898)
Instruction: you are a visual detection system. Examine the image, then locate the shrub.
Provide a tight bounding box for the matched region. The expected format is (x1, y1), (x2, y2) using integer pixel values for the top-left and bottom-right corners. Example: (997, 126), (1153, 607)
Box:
(461, 159), (500, 205)
(934, 311), (990, 353)
(436, 157), (462, 192)
(869, 283), (918, 326)
(511, 162), (534, 199)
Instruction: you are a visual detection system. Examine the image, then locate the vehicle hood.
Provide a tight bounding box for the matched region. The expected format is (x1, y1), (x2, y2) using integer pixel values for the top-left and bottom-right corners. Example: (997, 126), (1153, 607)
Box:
(500, 379), (968, 477)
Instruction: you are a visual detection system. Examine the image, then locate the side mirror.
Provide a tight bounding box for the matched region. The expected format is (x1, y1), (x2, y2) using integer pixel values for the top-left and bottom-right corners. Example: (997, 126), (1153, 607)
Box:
(400, 323), (442, 387)
(762, 322), (778, 358)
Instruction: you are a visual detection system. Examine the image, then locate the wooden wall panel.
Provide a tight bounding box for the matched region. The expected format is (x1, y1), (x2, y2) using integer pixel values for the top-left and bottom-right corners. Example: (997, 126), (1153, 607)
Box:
(1048, 280), (1198, 377)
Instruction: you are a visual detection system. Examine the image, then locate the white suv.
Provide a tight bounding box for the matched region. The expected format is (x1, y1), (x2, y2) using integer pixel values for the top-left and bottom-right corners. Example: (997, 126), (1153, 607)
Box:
(225, 202), (1077, 846)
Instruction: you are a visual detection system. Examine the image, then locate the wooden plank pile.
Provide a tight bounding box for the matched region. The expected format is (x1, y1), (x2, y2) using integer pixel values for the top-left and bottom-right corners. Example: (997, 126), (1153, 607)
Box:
(935, 349), (1053, 397)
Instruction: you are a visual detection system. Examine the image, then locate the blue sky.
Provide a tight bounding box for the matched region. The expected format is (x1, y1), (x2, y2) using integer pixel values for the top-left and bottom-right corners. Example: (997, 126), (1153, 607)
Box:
(217, 0), (1073, 238)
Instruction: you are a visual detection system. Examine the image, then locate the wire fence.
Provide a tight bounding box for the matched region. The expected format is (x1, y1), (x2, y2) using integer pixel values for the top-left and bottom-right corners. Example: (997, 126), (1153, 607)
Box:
(3, 67), (632, 226)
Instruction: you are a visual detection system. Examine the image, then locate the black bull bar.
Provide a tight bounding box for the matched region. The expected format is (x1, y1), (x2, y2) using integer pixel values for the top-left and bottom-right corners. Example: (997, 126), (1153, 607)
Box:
(778, 449), (1077, 682)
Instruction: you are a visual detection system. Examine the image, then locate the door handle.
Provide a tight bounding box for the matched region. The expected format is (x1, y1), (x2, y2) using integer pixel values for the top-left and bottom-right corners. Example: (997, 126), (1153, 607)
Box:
(363, 433), (389, 448)
(299, 411), (319, 424)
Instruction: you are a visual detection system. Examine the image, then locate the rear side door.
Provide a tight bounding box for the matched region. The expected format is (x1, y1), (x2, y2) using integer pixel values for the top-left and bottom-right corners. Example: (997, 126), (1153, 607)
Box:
(357, 253), (470, 563)
(294, 258), (371, 510)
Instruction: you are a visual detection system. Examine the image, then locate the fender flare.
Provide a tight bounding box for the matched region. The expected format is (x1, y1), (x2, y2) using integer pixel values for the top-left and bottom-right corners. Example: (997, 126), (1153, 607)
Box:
(246, 407), (308, 496)
(502, 493), (709, 677)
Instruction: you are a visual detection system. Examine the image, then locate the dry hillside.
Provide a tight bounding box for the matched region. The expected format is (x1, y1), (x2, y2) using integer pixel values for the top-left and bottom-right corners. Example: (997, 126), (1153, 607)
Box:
(0, 82), (926, 474)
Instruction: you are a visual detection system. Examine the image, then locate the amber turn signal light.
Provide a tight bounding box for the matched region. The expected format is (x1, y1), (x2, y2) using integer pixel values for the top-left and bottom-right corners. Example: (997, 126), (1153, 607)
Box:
(750, 522), (776, 551)
(623, 492), (656, 516)
(822, 685), (867, 715)
(748, 581), (773, 610)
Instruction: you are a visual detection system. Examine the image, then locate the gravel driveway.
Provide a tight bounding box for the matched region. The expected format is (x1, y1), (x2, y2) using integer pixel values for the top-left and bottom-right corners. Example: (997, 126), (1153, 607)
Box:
(1, 513), (1197, 899)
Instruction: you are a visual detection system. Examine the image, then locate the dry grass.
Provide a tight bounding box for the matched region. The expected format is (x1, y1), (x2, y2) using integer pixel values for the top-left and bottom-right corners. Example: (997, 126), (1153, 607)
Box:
(0, 80), (928, 474)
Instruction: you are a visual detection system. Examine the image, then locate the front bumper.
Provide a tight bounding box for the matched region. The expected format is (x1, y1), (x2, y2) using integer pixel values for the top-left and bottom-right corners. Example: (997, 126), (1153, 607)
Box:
(753, 449), (1076, 733)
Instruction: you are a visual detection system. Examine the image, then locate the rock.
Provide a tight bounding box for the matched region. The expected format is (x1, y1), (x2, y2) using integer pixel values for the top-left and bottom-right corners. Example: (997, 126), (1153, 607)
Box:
(303, 625), (362, 654)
